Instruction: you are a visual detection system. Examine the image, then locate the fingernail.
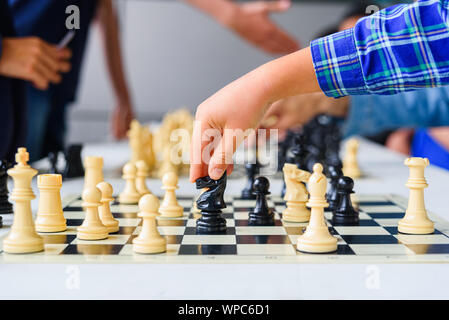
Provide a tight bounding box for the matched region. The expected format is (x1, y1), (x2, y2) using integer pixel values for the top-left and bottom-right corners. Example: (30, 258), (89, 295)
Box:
(211, 168), (224, 179)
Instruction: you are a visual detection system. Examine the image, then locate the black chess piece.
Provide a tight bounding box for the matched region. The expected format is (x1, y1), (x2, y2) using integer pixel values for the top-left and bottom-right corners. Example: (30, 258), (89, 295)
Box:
(196, 172), (227, 233)
(63, 144), (85, 179)
(332, 176), (359, 225)
(281, 131), (308, 197)
(0, 160), (13, 216)
(48, 151), (59, 174)
(326, 160), (343, 212)
(248, 176), (275, 226)
(241, 162), (259, 200)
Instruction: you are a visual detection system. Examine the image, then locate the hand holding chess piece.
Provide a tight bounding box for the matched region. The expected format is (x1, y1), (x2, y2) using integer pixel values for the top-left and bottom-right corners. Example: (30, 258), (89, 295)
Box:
(133, 194), (167, 254)
(282, 163), (311, 223)
(342, 138), (361, 179)
(297, 163), (338, 253)
(3, 148), (44, 253)
(398, 157), (434, 234)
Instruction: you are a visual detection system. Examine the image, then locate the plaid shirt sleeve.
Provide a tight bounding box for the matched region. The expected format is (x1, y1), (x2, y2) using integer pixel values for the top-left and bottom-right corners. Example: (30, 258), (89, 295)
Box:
(311, 0), (449, 98)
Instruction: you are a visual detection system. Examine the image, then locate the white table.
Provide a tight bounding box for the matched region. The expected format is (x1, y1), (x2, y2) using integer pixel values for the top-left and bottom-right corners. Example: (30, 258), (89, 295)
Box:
(0, 138), (448, 299)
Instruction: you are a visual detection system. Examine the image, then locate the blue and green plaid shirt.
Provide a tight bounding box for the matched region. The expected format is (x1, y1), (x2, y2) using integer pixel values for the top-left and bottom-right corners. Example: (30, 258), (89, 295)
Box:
(311, 0), (449, 98)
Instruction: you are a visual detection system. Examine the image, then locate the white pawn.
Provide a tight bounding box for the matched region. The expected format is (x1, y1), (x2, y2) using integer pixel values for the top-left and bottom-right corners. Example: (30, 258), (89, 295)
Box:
(35, 174), (67, 233)
(77, 187), (109, 240)
(282, 164), (311, 223)
(297, 163), (338, 253)
(3, 148), (44, 253)
(97, 182), (119, 233)
(133, 194), (167, 254)
(159, 172), (183, 218)
(343, 138), (361, 179)
(398, 157), (434, 234)
(118, 162), (141, 204)
(135, 160), (151, 196)
(83, 156), (104, 194)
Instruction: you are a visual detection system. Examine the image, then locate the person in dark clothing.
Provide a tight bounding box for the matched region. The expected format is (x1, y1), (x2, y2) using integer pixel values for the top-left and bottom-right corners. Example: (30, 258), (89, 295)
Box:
(0, 0), (70, 161)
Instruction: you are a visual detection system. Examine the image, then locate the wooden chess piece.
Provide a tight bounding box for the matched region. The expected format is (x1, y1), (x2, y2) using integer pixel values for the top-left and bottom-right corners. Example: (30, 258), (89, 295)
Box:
(118, 162), (141, 204)
(332, 176), (359, 225)
(0, 160), (13, 214)
(135, 160), (151, 195)
(297, 163), (338, 253)
(342, 138), (361, 179)
(282, 163), (311, 223)
(159, 172), (183, 217)
(326, 163), (343, 211)
(133, 194), (167, 254)
(3, 148), (44, 253)
(97, 181), (119, 233)
(398, 157), (434, 234)
(63, 144), (85, 179)
(77, 186), (109, 240)
(83, 156), (103, 193)
(35, 174), (67, 232)
(248, 176), (275, 226)
(128, 120), (145, 164)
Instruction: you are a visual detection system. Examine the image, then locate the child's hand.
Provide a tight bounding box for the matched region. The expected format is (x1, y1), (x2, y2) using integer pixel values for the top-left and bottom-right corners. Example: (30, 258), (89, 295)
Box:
(225, 0), (299, 55)
(190, 47), (319, 182)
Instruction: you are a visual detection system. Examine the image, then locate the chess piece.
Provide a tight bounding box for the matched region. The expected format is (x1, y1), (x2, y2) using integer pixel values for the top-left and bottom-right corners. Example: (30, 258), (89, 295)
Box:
(83, 156), (103, 193)
(193, 188), (207, 218)
(342, 138), (361, 179)
(297, 163), (337, 253)
(398, 157), (434, 234)
(128, 120), (145, 164)
(47, 151), (59, 174)
(3, 148), (44, 253)
(326, 162), (343, 211)
(159, 172), (183, 217)
(63, 144), (85, 179)
(332, 176), (359, 225)
(282, 164), (311, 223)
(133, 194), (167, 254)
(118, 162), (141, 204)
(142, 126), (156, 171)
(77, 186), (109, 240)
(281, 131), (308, 197)
(0, 160), (13, 214)
(196, 172), (227, 233)
(35, 174), (67, 232)
(248, 177), (275, 226)
(97, 181), (119, 233)
(135, 160), (151, 195)
(158, 145), (177, 178)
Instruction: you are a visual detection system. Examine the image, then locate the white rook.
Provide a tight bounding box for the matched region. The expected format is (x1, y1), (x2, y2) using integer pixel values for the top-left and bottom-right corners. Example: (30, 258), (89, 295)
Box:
(35, 174), (66, 233)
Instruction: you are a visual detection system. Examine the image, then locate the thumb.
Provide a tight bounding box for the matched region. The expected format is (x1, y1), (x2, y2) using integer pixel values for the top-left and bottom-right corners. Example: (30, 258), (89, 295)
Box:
(263, 0), (291, 13)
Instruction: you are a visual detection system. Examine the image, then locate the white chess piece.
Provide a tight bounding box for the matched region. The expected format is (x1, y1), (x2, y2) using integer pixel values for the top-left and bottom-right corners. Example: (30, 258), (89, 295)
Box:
(118, 162), (141, 204)
(135, 160), (151, 195)
(3, 148), (44, 253)
(343, 138), (361, 179)
(35, 174), (67, 233)
(159, 172), (183, 218)
(398, 157), (434, 234)
(77, 187), (109, 240)
(297, 163), (338, 253)
(282, 164), (311, 223)
(83, 156), (104, 194)
(133, 194), (167, 254)
(128, 120), (145, 164)
(97, 181), (120, 233)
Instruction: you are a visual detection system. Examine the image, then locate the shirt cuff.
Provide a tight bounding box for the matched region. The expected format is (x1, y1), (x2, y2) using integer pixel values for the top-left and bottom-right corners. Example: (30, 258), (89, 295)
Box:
(311, 28), (367, 98)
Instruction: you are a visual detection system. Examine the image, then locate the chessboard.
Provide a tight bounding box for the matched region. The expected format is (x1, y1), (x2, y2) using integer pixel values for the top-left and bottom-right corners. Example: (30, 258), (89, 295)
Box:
(1, 193), (449, 263)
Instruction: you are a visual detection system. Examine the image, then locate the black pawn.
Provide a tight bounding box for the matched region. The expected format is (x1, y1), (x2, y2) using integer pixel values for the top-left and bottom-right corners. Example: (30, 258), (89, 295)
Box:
(248, 177), (275, 226)
(241, 162), (259, 200)
(63, 144), (85, 179)
(326, 162), (343, 212)
(0, 160), (13, 216)
(48, 151), (59, 174)
(332, 176), (359, 225)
